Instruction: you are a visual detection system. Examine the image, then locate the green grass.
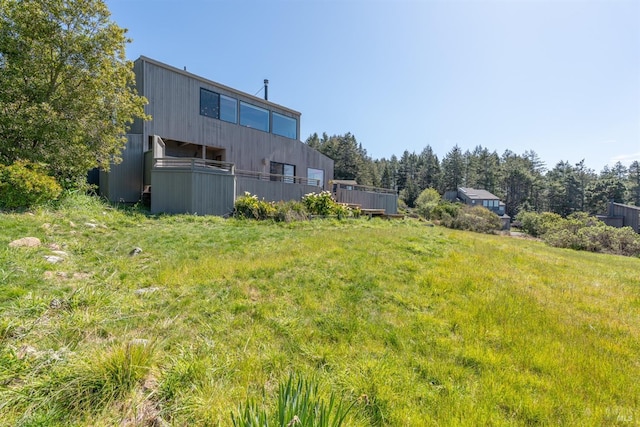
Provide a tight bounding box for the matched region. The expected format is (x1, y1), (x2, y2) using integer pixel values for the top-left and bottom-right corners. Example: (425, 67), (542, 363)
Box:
(1, 194), (639, 426)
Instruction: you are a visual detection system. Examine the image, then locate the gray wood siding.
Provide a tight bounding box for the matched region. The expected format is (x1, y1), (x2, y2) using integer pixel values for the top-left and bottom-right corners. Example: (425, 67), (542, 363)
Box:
(236, 177), (320, 203)
(151, 168), (235, 216)
(334, 188), (398, 214)
(99, 134), (144, 202)
(137, 58), (333, 188)
(612, 203), (640, 232)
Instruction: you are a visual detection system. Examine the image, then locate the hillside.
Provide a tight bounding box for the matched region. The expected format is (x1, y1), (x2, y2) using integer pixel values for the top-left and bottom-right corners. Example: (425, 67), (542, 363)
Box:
(1, 196), (639, 426)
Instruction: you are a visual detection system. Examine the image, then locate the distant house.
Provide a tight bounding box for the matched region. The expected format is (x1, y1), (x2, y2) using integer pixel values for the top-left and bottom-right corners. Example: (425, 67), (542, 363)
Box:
(597, 202), (640, 233)
(99, 56), (397, 216)
(445, 187), (510, 230)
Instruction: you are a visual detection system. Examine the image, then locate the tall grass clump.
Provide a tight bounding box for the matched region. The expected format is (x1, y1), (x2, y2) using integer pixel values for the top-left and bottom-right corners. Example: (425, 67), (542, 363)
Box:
(4, 341), (154, 423)
(232, 374), (354, 427)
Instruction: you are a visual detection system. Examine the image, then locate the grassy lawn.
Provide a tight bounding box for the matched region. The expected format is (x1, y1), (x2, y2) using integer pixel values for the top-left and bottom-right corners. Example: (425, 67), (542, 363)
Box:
(1, 195), (639, 426)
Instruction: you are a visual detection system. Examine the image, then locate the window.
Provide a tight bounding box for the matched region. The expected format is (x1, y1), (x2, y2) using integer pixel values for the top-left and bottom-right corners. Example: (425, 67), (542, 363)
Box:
(200, 89), (219, 118)
(220, 94), (237, 123)
(272, 112), (297, 139)
(307, 168), (324, 187)
(270, 161), (295, 183)
(240, 102), (269, 132)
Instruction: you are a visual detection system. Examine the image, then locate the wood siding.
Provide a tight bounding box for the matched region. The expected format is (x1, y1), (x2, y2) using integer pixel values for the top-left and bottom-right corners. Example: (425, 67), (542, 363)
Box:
(135, 57), (333, 188)
(334, 187), (398, 214)
(611, 203), (640, 232)
(236, 177), (320, 203)
(99, 134), (144, 202)
(151, 167), (235, 216)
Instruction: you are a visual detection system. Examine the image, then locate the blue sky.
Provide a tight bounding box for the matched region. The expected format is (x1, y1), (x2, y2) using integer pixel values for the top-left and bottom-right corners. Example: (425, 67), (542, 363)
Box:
(106, 0), (639, 173)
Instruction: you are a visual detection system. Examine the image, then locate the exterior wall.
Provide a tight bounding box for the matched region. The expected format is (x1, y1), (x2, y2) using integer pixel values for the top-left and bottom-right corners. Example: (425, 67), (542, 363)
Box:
(334, 186), (398, 214)
(611, 203), (640, 232)
(135, 57), (333, 188)
(151, 167), (235, 216)
(99, 134), (144, 202)
(237, 177), (320, 203)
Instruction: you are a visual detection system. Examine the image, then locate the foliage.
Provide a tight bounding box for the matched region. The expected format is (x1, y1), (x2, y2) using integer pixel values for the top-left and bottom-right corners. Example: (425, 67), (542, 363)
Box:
(2, 195), (640, 425)
(232, 374), (353, 427)
(414, 188), (441, 219)
(0, 0), (148, 186)
(516, 210), (562, 237)
(0, 160), (62, 209)
(440, 205), (502, 234)
(234, 192), (277, 220)
(302, 191), (356, 218)
(517, 210), (640, 257)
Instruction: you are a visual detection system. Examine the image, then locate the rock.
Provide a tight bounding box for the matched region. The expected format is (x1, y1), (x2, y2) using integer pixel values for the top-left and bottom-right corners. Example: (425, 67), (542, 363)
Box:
(49, 298), (64, 309)
(84, 222), (97, 228)
(43, 255), (64, 264)
(134, 287), (160, 295)
(129, 247), (143, 256)
(50, 250), (68, 257)
(47, 243), (61, 250)
(9, 237), (41, 248)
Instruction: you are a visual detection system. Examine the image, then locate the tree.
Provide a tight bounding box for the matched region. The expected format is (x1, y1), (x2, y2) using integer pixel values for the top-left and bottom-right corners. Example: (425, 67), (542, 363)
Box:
(0, 0), (147, 186)
(627, 161), (640, 206)
(441, 145), (464, 192)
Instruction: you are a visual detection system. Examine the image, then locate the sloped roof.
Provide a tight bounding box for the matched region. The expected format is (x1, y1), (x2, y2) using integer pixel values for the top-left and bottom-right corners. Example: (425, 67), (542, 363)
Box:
(458, 187), (500, 200)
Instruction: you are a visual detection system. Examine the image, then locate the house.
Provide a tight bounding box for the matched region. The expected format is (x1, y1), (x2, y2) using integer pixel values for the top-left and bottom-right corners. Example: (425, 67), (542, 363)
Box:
(445, 187), (510, 230)
(99, 56), (397, 215)
(597, 201), (640, 232)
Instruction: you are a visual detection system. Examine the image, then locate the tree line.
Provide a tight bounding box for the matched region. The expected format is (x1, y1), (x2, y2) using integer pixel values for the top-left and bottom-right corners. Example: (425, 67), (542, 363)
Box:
(306, 132), (639, 218)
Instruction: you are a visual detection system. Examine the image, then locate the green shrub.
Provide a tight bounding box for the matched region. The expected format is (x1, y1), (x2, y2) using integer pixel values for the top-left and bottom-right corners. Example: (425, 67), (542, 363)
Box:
(234, 192), (277, 220)
(441, 205), (502, 234)
(302, 191), (356, 218)
(516, 211), (563, 237)
(415, 188), (441, 219)
(274, 200), (308, 222)
(431, 200), (461, 221)
(0, 160), (62, 209)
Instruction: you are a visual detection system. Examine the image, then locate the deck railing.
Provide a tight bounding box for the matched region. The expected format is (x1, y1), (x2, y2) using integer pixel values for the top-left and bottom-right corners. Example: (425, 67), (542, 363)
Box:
(154, 157), (235, 173)
(331, 182), (397, 195)
(235, 169), (321, 187)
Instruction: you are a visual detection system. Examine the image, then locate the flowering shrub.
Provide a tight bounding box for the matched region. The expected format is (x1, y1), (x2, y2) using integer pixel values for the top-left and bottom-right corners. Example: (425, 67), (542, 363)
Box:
(233, 192), (276, 220)
(302, 191), (357, 218)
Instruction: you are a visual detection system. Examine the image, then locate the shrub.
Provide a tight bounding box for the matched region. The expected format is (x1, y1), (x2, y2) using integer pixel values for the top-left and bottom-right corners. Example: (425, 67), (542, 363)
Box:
(302, 191), (357, 218)
(441, 205), (502, 234)
(234, 192), (277, 220)
(415, 188), (441, 219)
(274, 200), (308, 222)
(0, 160), (62, 209)
(516, 211), (562, 237)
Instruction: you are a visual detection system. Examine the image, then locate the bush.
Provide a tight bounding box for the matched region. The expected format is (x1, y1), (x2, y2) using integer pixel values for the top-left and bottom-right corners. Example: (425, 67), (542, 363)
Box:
(234, 193), (277, 220)
(516, 211), (562, 237)
(0, 160), (62, 209)
(415, 188), (441, 219)
(302, 191), (357, 218)
(441, 205), (502, 234)
(518, 209), (640, 257)
(274, 200), (308, 222)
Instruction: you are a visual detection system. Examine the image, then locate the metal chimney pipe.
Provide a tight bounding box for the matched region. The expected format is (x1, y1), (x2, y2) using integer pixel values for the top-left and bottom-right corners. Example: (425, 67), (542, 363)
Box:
(264, 79), (269, 101)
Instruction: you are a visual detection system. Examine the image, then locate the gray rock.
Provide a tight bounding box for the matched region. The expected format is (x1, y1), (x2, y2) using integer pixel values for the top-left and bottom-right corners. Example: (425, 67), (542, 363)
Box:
(43, 255), (64, 264)
(9, 237), (41, 248)
(84, 222), (97, 228)
(129, 247), (143, 256)
(50, 250), (68, 257)
(134, 286), (160, 295)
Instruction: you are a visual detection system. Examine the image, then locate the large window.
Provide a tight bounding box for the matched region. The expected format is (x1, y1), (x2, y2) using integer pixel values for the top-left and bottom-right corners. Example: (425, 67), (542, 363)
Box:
(307, 168), (324, 187)
(200, 89), (219, 118)
(220, 94), (237, 123)
(272, 112), (297, 139)
(240, 102), (269, 132)
(271, 161), (295, 183)
(200, 89), (237, 124)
